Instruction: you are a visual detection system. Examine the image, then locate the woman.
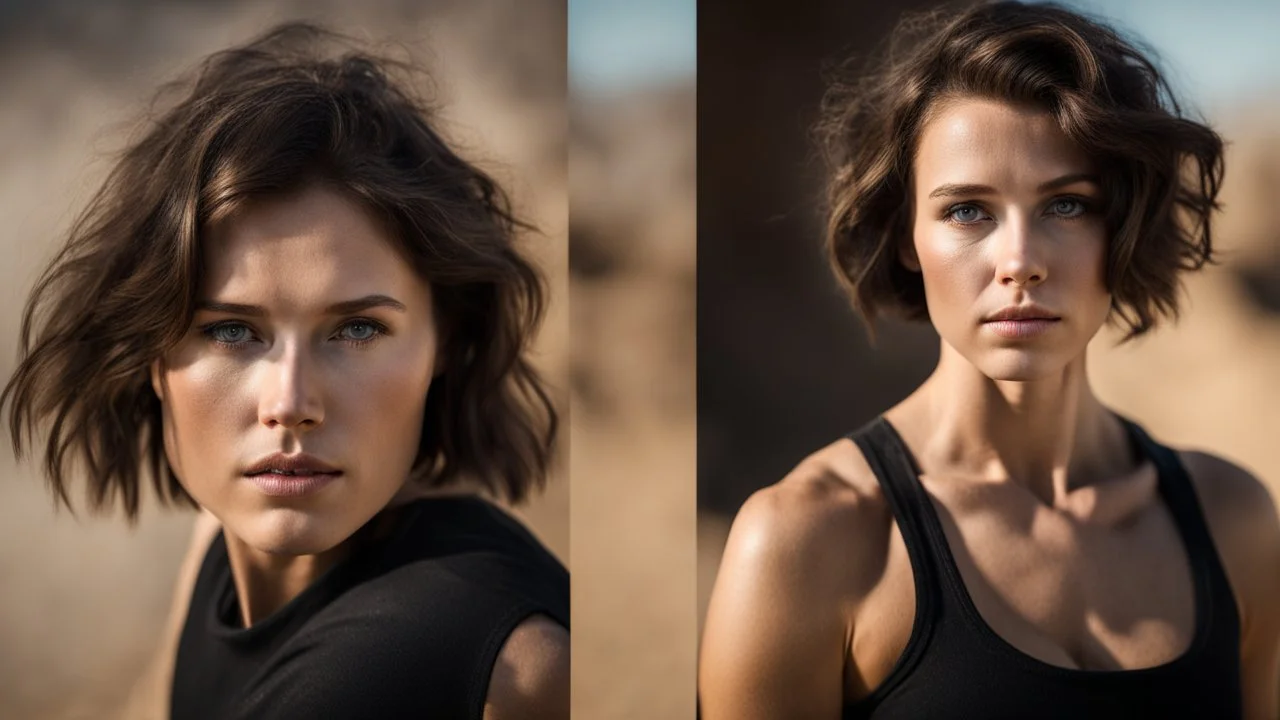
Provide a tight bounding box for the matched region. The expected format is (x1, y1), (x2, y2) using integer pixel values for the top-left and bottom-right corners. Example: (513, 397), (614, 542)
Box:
(2, 23), (568, 720)
(700, 2), (1279, 718)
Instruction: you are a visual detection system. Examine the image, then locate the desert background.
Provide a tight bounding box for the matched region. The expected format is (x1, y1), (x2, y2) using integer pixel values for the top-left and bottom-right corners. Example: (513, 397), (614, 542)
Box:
(569, 0), (697, 714)
(0, 1), (570, 718)
(696, 0), (1280, 673)
(7, 0), (1269, 717)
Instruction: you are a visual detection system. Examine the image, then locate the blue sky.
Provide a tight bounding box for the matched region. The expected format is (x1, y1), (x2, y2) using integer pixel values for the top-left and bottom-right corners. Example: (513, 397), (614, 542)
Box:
(1056, 0), (1280, 113)
(568, 0), (1280, 113)
(568, 0), (694, 93)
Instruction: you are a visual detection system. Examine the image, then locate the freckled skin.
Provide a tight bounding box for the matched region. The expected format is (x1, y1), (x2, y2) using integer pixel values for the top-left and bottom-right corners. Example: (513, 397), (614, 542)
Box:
(908, 98), (1113, 380)
(702, 97), (1280, 720)
(150, 185), (438, 562)
(141, 185), (570, 716)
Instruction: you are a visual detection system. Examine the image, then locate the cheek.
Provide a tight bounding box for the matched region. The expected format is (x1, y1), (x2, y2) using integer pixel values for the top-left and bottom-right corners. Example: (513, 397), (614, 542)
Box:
(913, 228), (984, 315)
(333, 351), (435, 458)
(343, 361), (430, 421)
(160, 361), (252, 478)
(1060, 223), (1110, 294)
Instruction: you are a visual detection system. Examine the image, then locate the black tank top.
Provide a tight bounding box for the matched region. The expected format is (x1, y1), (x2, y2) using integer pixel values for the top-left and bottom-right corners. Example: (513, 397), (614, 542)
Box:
(844, 416), (1242, 719)
(170, 496), (569, 720)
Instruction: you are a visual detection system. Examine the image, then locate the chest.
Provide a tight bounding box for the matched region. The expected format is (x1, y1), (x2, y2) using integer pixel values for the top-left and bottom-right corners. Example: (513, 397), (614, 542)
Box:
(849, 481), (1199, 696)
(932, 481), (1196, 668)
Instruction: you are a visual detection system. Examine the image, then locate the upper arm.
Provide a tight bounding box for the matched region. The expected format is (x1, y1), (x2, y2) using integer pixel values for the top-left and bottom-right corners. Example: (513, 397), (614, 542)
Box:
(116, 508), (221, 720)
(699, 450), (886, 720)
(483, 614), (569, 720)
(1181, 451), (1280, 719)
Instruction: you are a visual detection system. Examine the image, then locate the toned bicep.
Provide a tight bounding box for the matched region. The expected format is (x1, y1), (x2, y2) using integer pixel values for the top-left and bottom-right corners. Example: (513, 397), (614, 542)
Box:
(483, 614), (569, 720)
(699, 492), (852, 720)
(116, 508), (221, 720)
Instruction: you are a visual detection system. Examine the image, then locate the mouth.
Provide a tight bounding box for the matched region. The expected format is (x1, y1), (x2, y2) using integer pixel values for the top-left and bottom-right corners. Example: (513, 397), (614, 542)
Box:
(244, 470), (342, 497)
(982, 304), (1060, 322)
(245, 469), (340, 477)
(982, 317), (1060, 339)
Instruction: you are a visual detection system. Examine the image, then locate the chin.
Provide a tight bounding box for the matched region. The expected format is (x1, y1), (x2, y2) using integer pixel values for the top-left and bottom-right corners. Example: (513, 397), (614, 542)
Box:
(972, 346), (1072, 382)
(228, 506), (356, 556)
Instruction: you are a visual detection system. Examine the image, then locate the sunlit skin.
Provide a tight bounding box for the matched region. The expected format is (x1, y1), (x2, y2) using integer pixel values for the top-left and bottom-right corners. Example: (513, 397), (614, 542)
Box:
(149, 184), (443, 626)
(134, 183), (569, 718)
(900, 97), (1119, 506)
(700, 98), (1280, 719)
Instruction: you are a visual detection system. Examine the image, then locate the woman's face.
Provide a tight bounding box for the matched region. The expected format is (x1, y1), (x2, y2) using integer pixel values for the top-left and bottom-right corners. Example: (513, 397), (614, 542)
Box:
(151, 185), (439, 555)
(908, 97), (1112, 380)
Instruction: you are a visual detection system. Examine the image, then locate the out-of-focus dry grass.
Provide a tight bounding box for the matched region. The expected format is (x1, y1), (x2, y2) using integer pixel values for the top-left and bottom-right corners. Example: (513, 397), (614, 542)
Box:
(570, 85), (696, 718)
(0, 2), (566, 718)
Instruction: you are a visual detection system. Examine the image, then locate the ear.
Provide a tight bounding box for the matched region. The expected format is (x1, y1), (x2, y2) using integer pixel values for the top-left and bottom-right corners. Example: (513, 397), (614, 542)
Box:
(149, 359), (165, 402)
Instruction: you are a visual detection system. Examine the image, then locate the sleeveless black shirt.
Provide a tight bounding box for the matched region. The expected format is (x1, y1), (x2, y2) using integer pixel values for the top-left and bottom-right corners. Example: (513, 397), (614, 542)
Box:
(843, 416), (1242, 719)
(170, 496), (569, 720)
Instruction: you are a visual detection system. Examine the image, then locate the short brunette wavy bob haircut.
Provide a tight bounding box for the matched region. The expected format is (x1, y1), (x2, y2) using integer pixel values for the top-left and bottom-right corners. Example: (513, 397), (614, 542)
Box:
(816, 0), (1225, 341)
(2, 23), (557, 520)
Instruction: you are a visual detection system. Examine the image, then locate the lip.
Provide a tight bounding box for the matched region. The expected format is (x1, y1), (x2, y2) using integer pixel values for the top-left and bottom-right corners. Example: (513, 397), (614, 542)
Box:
(245, 471), (340, 497)
(982, 304), (1060, 322)
(244, 452), (341, 476)
(983, 318), (1060, 339)
(243, 452), (342, 498)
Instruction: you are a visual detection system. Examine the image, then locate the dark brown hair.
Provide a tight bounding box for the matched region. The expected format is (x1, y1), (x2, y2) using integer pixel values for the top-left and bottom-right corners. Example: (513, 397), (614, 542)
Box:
(816, 0), (1225, 340)
(2, 23), (557, 520)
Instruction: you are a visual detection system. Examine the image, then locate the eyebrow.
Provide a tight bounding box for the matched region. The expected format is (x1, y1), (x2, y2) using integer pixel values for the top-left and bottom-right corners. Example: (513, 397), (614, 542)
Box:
(195, 294), (408, 316)
(927, 173), (1100, 199)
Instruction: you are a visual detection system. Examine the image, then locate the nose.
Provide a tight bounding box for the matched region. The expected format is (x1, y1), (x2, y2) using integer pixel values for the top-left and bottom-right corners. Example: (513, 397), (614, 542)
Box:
(993, 216), (1047, 288)
(258, 342), (324, 430)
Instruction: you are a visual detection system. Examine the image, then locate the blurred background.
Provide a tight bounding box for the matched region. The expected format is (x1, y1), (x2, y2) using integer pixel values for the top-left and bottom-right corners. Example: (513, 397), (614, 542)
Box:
(568, 0), (696, 716)
(0, 1), (566, 718)
(697, 0), (1280, 635)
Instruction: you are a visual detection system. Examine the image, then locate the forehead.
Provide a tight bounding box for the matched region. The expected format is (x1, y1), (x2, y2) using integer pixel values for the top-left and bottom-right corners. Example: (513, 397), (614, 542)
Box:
(200, 185), (425, 306)
(913, 97), (1093, 186)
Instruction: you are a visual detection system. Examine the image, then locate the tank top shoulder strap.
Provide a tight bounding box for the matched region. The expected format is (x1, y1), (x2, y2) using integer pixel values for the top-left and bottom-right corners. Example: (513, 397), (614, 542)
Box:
(847, 416), (942, 633)
(1117, 416), (1241, 640)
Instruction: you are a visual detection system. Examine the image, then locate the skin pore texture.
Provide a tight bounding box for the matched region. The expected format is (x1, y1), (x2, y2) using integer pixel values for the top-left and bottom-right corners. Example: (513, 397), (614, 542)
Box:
(143, 185), (568, 719)
(150, 183), (441, 623)
(700, 98), (1280, 719)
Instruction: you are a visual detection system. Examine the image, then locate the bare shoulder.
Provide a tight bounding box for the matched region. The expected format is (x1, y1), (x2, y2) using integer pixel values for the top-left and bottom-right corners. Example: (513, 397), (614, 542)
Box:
(700, 438), (893, 718)
(727, 437), (891, 591)
(1177, 450), (1280, 552)
(1177, 450), (1280, 606)
(483, 615), (568, 720)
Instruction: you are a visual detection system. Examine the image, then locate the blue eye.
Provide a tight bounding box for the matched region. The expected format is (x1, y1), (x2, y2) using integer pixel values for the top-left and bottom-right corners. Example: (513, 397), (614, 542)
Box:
(199, 319), (386, 350)
(344, 323), (375, 340)
(336, 319), (387, 347)
(945, 204), (990, 224)
(205, 323), (252, 346)
(1049, 198), (1087, 218)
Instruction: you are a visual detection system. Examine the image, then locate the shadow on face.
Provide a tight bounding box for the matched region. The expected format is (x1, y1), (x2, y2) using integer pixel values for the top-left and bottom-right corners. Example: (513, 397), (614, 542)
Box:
(908, 97), (1113, 381)
(151, 184), (440, 555)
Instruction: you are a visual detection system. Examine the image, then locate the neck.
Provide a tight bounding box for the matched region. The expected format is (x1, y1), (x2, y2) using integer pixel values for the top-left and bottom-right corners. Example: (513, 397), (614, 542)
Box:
(222, 530), (351, 628)
(222, 480), (488, 627)
(900, 339), (1133, 507)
